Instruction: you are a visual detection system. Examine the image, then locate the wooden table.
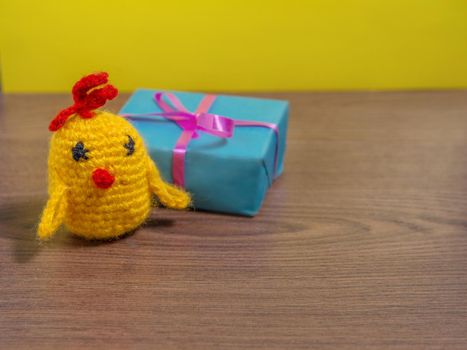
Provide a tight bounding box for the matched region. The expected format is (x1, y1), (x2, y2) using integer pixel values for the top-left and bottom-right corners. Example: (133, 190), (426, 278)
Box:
(1, 91), (467, 349)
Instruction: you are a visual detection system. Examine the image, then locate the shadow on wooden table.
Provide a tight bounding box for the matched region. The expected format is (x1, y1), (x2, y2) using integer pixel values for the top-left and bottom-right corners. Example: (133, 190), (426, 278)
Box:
(1, 198), (307, 265)
(0, 198), (181, 263)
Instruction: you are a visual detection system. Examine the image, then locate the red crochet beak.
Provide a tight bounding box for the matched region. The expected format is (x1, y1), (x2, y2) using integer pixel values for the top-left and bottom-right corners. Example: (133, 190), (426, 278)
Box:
(92, 168), (115, 189)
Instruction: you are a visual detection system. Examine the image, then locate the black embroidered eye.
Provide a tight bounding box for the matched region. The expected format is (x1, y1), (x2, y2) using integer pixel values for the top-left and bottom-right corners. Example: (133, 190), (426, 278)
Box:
(124, 135), (135, 156)
(72, 141), (89, 161)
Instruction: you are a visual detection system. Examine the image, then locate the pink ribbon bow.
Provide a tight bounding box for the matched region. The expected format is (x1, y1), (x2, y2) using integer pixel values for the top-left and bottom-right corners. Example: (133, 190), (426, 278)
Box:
(123, 92), (280, 188)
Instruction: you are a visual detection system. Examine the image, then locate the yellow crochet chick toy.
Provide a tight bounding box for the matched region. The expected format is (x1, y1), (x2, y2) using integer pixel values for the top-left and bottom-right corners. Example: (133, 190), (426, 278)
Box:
(38, 72), (190, 241)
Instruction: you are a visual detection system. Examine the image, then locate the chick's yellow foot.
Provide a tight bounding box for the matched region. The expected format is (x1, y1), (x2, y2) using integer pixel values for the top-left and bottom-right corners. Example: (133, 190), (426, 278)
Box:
(163, 183), (191, 209)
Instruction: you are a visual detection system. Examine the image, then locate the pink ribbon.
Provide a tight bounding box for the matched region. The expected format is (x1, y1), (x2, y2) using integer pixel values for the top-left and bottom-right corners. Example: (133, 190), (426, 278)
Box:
(123, 92), (279, 188)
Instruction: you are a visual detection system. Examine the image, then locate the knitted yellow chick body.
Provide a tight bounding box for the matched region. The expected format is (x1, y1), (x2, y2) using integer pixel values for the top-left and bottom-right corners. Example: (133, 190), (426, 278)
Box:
(37, 73), (190, 240)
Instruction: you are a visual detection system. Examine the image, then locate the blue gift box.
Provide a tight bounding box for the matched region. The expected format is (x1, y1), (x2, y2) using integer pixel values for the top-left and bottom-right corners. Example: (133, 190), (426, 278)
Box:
(119, 89), (289, 216)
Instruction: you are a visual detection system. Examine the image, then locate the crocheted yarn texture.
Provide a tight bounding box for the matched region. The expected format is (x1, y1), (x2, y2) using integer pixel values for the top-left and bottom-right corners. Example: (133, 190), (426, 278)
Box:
(37, 72), (191, 241)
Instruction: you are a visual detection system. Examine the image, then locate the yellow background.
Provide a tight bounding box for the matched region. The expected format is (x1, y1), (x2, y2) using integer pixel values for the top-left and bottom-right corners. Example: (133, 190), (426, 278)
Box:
(1, 0), (466, 92)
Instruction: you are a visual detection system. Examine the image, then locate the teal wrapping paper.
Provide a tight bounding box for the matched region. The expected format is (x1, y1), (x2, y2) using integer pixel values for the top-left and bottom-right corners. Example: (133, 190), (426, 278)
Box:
(120, 89), (289, 216)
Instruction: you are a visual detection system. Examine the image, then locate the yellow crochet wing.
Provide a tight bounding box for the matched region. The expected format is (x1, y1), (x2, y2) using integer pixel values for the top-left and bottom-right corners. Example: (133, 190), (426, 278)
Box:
(147, 156), (191, 210)
(37, 181), (67, 240)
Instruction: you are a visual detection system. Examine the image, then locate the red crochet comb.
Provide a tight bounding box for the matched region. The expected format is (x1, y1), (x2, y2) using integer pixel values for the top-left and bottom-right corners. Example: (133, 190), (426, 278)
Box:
(49, 72), (118, 131)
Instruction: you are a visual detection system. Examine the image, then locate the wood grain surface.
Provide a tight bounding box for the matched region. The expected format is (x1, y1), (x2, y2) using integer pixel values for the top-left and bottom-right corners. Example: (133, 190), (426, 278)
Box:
(1, 91), (467, 349)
